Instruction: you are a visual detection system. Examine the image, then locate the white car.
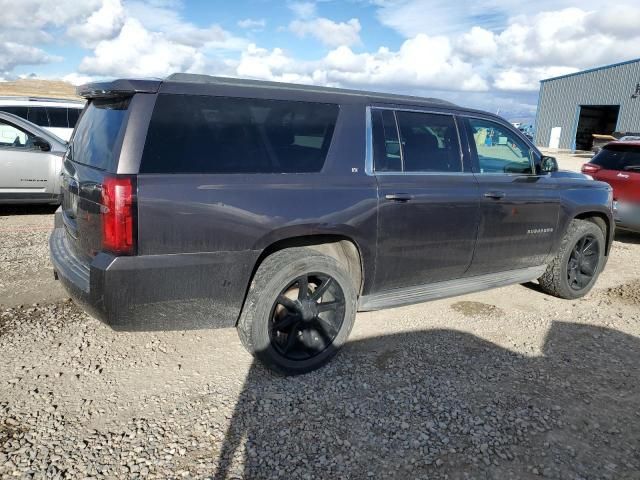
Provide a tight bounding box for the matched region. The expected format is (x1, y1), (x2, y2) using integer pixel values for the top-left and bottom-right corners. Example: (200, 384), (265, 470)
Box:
(0, 96), (84, 141)
(0, 111), (67, 204)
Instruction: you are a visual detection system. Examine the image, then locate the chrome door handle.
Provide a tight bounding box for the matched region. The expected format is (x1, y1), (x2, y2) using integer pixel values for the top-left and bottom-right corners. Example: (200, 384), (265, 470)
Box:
(385, 193), (413, 202)
(484, 191), (506, 199)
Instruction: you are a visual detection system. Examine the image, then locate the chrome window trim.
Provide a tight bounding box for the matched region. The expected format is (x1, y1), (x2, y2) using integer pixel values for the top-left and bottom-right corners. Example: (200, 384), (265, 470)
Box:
(365, 105), (467, 176)
(459, 114), (537, 176)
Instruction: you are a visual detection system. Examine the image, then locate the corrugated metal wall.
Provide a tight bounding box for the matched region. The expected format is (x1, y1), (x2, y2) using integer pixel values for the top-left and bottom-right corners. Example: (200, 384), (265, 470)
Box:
(534, 59), (640, 150)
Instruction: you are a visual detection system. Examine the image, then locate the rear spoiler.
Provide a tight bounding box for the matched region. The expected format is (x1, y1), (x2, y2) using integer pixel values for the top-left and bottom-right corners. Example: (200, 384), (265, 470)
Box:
(77, 79), (161, 99)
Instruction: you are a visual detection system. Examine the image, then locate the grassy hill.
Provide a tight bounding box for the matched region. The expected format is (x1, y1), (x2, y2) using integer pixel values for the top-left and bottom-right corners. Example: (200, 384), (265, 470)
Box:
(0, 79), (81, 100)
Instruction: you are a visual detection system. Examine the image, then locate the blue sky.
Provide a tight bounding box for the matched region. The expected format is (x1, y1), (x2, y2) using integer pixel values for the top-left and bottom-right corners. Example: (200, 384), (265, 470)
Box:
(2, 0), (640, 122)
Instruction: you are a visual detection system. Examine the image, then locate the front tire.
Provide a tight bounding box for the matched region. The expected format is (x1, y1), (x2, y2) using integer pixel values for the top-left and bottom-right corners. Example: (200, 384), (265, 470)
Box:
(237, 248), (357, 375)
(538, 219), (605, 299)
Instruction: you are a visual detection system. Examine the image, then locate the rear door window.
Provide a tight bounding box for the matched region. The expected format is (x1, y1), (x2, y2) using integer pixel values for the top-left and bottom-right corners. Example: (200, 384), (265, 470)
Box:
(371, 108), (462, 173)
(592, 145), (640, 171)
(68, 97), (130, 171)
(46, 107), (69, 128)
(396, 111), (461, 172)
(140, 94), (339, 174)
(27, 107), (49, 127)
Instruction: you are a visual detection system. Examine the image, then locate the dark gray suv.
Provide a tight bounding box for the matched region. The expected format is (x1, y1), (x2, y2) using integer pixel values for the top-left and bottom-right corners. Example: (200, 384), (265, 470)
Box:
(50, 74), (614, 374)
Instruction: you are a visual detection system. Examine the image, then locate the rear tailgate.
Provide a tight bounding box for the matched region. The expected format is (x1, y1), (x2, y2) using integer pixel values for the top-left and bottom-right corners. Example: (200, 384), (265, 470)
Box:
(593, 169), (640, 203)
(61, 97), (132, 262)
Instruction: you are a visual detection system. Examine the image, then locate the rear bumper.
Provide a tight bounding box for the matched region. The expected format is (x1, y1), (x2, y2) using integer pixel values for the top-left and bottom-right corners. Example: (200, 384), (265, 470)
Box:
(49, 223), (259, 331)
(613, 202), (640, 233)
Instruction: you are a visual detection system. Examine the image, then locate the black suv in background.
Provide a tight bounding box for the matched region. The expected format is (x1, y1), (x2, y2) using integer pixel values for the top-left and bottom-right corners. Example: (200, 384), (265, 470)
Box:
(51, 74), (614, 374)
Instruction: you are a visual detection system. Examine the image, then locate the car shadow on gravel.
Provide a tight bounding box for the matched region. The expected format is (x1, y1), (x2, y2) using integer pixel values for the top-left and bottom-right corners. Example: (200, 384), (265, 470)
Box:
(213, 321), (640, 479)
(0, 205), (58, 216)
(615, 230), (640, 245)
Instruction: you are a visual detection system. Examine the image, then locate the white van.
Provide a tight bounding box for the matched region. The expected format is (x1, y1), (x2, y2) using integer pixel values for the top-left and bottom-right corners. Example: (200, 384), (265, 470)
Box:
(0, 97), (85, 141)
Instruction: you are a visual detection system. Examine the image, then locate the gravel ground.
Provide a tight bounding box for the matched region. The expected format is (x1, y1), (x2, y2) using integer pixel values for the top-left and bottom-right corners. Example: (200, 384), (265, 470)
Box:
(1, 174), (640, 479)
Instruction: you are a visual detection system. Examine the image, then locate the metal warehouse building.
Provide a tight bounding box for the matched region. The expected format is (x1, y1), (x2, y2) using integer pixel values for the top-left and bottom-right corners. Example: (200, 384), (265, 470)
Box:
(534, 58), (640, 151)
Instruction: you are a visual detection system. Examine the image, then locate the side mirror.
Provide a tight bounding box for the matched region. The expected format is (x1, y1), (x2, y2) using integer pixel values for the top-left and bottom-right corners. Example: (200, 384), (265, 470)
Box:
(540, 155), (558, 173)
(32, 136), (51, 152)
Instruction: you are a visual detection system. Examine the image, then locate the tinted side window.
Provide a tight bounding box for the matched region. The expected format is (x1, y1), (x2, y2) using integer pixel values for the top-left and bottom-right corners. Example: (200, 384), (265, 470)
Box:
(396, 111), (461, 172)
(47, 107), (69, 128)
(27, 107), (49, 127)
(1, 106), (28, 119)
(372, 109), (402, 172)
(140, 95), (339, 174)
(592, 145), (640, 171)
(68, 108), (81, 127)
(467, 118), (533, 174)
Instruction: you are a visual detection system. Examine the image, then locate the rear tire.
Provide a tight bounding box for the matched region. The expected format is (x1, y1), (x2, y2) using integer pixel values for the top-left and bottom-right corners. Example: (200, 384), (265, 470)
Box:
(538, 219), (605, 299)
(237, 248), (357, 375)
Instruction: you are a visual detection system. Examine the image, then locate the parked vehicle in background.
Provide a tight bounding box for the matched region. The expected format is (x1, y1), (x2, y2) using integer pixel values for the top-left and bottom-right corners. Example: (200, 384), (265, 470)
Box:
(583, 141), (640, 233)
(0, 97), (84, 141)
(0, 111), (67, 204)
(50, 74), (614, 375)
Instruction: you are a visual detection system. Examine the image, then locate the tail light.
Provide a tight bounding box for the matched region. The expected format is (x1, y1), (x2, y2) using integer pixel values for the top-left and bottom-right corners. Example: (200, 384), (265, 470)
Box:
(101, 176), (136, 255)
(582, 163), (601, 175)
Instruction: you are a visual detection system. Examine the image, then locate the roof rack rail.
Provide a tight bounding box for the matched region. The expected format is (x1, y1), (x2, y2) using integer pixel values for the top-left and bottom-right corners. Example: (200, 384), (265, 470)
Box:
(163, 73), (457, 107)
(0, 96), (84, 103)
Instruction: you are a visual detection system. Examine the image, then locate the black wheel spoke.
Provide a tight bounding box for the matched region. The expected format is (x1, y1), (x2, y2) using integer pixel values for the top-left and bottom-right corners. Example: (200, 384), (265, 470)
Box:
(269, 272), (346, 361)
(277, 295), (299, 313)
(273, 313), (298, 331)
(315, 315), (338, 336)
(297, 276), (309, 300)
(317, 300), (343, 313)
(282, 322), (301, 354)
(310, 277), (333, 301)
(567, 234), (600, 291)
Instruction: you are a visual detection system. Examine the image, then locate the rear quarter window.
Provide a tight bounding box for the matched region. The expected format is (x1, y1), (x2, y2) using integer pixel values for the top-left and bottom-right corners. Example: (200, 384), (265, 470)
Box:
(140, 94), (339, 174)
(68, 97), (130, 171)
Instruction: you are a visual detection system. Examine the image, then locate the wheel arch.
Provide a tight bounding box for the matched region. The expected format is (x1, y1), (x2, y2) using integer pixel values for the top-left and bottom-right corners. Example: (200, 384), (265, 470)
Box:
(574, 211), (613, 256)
(236, 234), (365, 325)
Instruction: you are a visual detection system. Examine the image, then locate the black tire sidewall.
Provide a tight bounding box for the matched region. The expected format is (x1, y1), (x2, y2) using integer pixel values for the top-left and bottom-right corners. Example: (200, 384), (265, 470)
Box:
(557, 222), (605, 299)
(247, 251), (357, 375)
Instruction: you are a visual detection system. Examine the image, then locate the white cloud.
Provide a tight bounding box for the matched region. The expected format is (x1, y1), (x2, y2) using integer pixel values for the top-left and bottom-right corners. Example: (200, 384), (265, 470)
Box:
(62, 72), (96, 86)
(78, 18), (205, 78)
(289, 2), (317, 19)
(0, 0), (102, 30)
(457, 27), (497, 58)
(290, 18), (362, 48)
(233, 34), (488, 93)
(0, 42), (61, 74)
(67, 0), (125, 48)
(237, 18), (266, 30)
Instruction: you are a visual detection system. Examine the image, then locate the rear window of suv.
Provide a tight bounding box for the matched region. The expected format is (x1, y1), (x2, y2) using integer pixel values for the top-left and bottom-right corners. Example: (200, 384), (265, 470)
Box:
(592, 144), (640, 171)
(140, 94), (339, 174)
(68, 97), (130, 171)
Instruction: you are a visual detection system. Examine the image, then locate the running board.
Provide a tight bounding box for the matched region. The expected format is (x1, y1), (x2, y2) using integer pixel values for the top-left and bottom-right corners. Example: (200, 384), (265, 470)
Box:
(358, 265), (547, 312)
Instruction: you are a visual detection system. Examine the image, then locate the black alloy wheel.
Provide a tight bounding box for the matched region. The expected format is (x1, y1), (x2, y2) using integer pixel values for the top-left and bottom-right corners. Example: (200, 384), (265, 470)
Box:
(567, 234), (600, 291)
(269, 273), (346, 361)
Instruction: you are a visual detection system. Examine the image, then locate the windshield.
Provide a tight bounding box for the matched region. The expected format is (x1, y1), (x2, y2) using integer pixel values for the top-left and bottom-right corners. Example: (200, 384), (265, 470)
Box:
(68, 97), (130, 171)
(592, 144), (640, 171)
